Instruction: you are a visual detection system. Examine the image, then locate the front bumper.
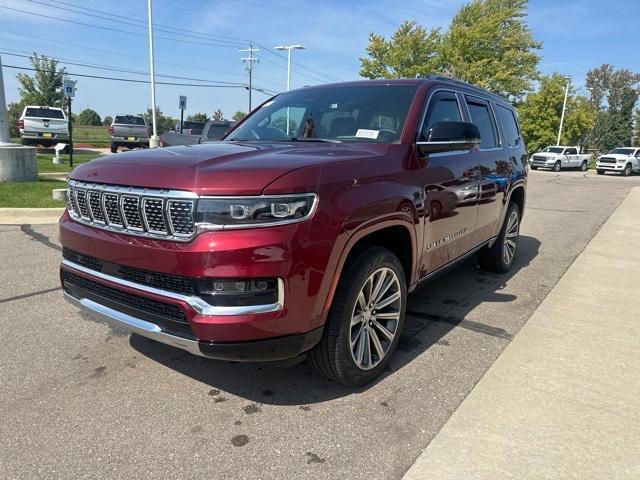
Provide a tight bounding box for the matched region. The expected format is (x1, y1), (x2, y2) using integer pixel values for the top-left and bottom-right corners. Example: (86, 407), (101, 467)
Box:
(64, 292), (322, 361)
(596, 162), (624, 171)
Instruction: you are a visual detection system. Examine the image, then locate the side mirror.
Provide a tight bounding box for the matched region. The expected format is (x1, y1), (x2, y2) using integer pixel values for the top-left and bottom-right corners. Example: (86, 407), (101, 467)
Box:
(416, 121), (481, 155)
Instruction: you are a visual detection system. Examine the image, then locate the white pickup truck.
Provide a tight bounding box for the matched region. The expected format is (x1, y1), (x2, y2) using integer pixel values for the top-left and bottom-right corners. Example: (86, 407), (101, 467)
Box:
(595, 147), (640, 176)
(530, 146), (592, 172)
(19, 106), (69, 147)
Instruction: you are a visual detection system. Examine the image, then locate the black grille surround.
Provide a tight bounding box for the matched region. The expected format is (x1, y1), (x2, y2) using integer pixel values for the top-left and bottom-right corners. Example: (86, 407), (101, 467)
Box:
(598, 157), (616, 164)
(62, 270), (193, 337)
(67, 180), (197, 241)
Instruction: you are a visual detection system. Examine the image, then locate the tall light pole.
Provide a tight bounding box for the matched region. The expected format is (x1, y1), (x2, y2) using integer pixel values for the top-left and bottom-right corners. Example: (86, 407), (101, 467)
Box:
(0, 54), (10, 144)
(274, 45), (305, 135)
(147, 0), (159, 148)
(557, 78), (570, 146)
(274, 45), (305, 91)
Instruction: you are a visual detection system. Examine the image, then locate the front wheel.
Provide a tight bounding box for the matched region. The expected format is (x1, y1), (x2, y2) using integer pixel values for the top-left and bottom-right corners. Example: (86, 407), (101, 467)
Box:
(597, 169), (605, 175)
(623, 163), (632, 176)
(308, 246), (406, 386)
(478, 202), (520, 273)
(553, 161), (561, 172)
(110, 143), (118, 154)
(530, 165), (538, 170)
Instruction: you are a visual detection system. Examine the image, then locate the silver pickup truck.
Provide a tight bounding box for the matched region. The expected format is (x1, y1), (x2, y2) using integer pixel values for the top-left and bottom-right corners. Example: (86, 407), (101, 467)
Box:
(109, 115), (150, 153)
(160, 120), (235, 147)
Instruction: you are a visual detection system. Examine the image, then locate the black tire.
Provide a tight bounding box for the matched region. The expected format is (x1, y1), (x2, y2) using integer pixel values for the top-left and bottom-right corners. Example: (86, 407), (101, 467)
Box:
(623, 163), (632, 176)
(478, 202), (520, 273)
(308, 246), (407, 386)
(553, 161), (561, 172)
(530, 166), (537, 170)
(580, 160), (588, 171)
(110, 143), (118, 154)
(597, 169), (605, 175)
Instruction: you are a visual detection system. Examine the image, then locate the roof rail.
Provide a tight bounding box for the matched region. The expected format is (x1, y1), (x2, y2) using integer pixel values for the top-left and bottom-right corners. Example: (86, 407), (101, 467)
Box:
(424, 75), (509, 103)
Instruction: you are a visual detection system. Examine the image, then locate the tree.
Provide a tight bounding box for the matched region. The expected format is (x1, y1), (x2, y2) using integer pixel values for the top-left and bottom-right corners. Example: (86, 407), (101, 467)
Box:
(143, 107), (176, 135)
(440, 0), (541, 101)
(232, 111), (247, 122)
(16, 53), (67, 107)
(103, 115), (113, 126)
(518, 73), (595, 153)
(586, 65), (639, 151)
(187, 113), (209, 122)
(7, 101), (26, 138)
(77, 108), (102, 126)
(633, 109), (640, 147)
(359, 21), (442, 79)
(212, 109), (224, 121)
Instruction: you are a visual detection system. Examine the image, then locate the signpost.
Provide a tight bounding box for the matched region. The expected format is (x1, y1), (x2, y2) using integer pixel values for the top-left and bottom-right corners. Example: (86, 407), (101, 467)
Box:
(63, 78), (76, 167)
(179, 95), (187, 134)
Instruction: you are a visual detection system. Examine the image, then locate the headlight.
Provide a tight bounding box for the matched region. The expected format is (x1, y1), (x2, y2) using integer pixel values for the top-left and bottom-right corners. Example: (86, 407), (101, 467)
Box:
(618, 159), (626, 163)
(195, 193), (317, 230)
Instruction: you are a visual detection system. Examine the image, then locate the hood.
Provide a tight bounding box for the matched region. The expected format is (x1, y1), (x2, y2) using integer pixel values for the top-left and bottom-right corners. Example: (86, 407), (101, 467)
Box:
(70, 142), (390, 195)
(600, 154), (633, 159)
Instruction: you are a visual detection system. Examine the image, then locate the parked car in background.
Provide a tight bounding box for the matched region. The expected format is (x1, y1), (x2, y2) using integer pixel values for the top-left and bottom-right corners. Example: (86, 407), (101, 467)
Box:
(595, 147), (640, 176)
(160, 120), (236, 147)
(19, 106), (69, 147)
(530, 146), (591, 171)
(60, 77), (527, 386)
(174, 120), (206, 135)
(109, 114), (150, 153)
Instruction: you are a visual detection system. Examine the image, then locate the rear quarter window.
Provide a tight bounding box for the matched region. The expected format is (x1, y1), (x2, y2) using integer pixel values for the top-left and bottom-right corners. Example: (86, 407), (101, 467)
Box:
(466, 98), (499, 149)
(495, 105), (521, 148)
(25, 108), (65, 119)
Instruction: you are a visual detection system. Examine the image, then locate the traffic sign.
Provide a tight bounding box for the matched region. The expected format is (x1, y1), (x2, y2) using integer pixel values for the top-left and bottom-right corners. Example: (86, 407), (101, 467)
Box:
(63, 79), (76, 98)
(179, 95), (187, 110)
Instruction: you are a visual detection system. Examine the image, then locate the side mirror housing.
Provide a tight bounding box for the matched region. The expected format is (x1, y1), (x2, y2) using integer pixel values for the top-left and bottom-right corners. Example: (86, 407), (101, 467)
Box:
(416, 121), (481, 155)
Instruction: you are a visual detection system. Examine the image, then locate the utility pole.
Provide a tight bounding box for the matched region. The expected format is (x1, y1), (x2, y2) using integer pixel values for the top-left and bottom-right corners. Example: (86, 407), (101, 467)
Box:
(240, 42), (260, 112)
(147, 0), (159, 148)
(0, 54), (10, 144)
(557, 79), (570, 146)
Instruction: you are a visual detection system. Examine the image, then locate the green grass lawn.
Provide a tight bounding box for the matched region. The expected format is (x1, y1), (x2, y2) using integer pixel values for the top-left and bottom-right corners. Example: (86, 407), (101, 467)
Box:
(0, 177), (68, 208)
(73, 125), (109, 145)
(38, 152), (102, 173)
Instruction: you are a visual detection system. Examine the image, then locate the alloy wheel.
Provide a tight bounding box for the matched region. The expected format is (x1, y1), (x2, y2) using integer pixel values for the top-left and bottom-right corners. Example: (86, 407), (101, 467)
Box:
(349, 267), (402, 370)
(503, 210), (519, 265)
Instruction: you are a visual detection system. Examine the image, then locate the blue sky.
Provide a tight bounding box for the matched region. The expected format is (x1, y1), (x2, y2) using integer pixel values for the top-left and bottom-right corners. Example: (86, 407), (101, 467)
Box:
(1, 0), (638, 119)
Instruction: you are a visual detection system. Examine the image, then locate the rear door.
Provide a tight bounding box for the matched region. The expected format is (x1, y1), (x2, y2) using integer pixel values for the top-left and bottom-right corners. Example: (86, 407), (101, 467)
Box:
(464, 96), (511, 243)
(419, 90), (480, 274)
(565, 147), (578, 166)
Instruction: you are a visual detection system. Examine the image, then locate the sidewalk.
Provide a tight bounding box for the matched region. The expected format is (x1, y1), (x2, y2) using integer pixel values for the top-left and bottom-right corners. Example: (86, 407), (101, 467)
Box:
(0, 208), (64, 224)
(403, 187), (640, 480)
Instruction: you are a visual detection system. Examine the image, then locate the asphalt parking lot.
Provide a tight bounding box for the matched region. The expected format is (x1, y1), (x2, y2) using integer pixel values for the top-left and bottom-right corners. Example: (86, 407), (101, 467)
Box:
(2, 169), (640, 480)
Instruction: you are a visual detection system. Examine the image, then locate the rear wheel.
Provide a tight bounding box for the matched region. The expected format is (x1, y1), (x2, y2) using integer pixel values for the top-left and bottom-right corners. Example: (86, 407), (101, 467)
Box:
(478, 202), (520, 273)
(110, 143), (118, 154)
(553, 161), (561, 172)
(597, 169), (605, 175)
(580, 160), (588, 171)
(308, 246), (406, 386)
(623, 163), (632, 176)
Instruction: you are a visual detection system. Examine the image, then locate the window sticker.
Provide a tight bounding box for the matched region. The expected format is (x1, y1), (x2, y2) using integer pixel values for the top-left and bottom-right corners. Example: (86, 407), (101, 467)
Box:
(355, 129), (379, 139)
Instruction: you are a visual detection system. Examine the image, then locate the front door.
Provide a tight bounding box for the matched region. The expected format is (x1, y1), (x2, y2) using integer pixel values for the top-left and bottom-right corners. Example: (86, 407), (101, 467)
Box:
(419, 90), (480, 275)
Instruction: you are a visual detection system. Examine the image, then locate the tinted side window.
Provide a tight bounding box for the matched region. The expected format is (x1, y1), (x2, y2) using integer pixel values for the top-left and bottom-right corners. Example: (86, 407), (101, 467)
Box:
(420, 92), (461, 141)
(566, 148), (577, 155)
(466, 99), (498, 149)
(495, 105), (520, 148)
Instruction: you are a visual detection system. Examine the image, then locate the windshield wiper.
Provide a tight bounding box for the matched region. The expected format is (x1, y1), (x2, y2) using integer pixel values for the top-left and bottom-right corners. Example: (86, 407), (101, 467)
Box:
(286, 137), (342, 143)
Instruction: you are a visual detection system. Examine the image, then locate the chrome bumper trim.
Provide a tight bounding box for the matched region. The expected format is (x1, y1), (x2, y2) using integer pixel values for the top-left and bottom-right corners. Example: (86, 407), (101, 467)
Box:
(61, 259), (285, 316)
(64, 293), (205, 356)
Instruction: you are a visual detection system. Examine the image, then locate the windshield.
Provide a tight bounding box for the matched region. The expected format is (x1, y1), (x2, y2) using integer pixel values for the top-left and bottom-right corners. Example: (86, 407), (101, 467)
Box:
(542, 146), (564, 153)
(114, 115), (145, 126)
(25, 107), (65, 119)
(183, 121), (205, 129)
(227, 85), (418, 143)
(609, 148), (636, 155)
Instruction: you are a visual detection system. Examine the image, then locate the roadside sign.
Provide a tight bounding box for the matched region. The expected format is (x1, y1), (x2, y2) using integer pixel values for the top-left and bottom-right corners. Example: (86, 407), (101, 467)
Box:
(179, 95), (187, 110)
(63, 79), (76, 98)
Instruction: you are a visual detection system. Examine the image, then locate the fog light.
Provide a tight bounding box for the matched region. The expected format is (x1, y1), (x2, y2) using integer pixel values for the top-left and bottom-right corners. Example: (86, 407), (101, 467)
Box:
(197, 278), (279, 307)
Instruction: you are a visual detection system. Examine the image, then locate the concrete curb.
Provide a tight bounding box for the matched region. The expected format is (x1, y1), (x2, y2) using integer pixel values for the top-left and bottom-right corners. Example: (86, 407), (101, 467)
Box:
(0, 208), (64, 225)
(403, 186), (640, 480)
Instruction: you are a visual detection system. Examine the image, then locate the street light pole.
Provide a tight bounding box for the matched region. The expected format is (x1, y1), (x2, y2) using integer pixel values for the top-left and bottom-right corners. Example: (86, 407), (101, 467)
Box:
(274, 45), (305, 135)
(557, 79), (570, 146)
(147, 0), (159, 148)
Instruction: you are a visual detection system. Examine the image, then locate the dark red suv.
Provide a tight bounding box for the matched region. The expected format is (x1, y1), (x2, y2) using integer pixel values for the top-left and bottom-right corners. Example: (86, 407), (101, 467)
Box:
(60, 77), (527, 386)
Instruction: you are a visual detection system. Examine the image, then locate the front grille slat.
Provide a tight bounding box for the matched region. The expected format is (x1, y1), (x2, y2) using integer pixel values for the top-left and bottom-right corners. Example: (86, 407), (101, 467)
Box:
(67, 180), (196, 241)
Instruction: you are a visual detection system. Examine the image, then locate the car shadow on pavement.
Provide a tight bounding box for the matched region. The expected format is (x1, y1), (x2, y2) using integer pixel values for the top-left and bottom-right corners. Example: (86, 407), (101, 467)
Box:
(130, 235), (540, 405)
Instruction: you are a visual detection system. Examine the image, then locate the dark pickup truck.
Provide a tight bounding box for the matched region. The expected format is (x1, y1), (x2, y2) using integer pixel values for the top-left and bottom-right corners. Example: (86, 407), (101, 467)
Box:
(160, 120), (236, 147)
(61, 77), (527, 386)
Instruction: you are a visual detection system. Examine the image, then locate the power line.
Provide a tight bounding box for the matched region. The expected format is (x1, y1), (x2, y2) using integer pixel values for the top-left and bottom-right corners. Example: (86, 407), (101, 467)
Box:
(2, 64), (276, 94)
(240, 43), (261, 111)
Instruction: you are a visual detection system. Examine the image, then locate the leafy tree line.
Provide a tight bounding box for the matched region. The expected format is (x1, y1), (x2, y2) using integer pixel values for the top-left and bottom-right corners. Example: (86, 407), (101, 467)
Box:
(360, 0), (639, 153)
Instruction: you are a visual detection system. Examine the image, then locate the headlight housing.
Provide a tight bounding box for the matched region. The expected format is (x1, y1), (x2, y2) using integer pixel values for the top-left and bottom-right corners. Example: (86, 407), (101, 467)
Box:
(195, 193), (318, 230)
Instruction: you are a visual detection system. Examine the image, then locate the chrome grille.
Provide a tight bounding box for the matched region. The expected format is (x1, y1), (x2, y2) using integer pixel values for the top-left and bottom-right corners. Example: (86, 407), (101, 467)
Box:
(67, 180), (197, 241)
(599, 157), (616, 164)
